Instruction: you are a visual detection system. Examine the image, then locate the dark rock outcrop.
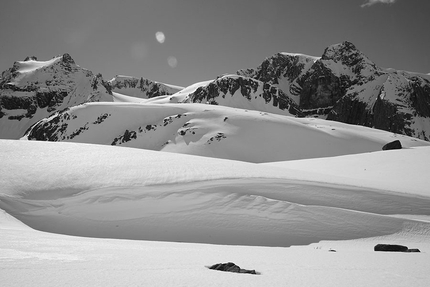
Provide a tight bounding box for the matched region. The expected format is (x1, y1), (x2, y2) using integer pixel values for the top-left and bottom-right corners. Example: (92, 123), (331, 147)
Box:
(374, 244), (420, 252)
(382, 140), (402, 150)
(208, 262), (258, 275)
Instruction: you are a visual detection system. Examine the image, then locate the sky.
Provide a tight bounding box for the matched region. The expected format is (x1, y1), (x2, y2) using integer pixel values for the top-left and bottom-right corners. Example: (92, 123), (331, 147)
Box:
(0, 0), (429, 87)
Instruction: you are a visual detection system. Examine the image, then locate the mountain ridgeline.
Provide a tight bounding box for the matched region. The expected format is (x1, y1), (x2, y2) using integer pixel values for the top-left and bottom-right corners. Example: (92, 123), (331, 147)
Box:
(237, 41), (430, 140)
(1, 41), (430, 142)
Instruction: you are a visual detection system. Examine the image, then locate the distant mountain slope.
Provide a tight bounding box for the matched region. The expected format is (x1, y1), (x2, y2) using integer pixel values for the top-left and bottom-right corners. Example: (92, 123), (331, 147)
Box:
(183, 75), (302, 116)
(145, 74), (303, 117)
(238, 41), (430, 140)
(237, 52), (319, 106)
(108, 75), (183, 99)
(0, 54), (112, 139)
(21, 101), (429, 163)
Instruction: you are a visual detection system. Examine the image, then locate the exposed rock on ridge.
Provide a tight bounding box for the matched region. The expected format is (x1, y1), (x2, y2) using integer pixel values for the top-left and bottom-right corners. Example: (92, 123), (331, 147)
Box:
(108, 75), (183, 99)
(183, 75), (302, 117)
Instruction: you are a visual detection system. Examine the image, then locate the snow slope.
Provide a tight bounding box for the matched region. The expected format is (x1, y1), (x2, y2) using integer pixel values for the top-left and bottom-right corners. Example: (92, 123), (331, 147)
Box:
(1, 139), (430, 286)
(265, 146), (430, 197)
(21, 102), (430, 163)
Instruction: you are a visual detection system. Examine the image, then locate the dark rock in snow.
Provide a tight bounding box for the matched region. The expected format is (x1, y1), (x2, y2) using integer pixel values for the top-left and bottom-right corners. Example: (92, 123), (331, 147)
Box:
(208, 262), (258, 275)
(374, 244), (408, 252)
(406, 248), (421, 253)
(382, 140), (402, 151)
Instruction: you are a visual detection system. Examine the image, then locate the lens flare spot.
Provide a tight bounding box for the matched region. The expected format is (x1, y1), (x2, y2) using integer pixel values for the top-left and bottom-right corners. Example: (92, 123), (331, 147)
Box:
(167, 56), (177, 68)
(155, 31), (166, 44)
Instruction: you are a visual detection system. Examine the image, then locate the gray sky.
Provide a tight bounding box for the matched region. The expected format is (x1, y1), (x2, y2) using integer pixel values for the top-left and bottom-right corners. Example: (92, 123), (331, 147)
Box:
(1, 0), (429, 87)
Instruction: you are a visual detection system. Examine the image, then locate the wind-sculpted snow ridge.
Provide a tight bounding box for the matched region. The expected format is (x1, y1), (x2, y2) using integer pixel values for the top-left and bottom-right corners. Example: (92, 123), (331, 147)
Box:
(0, 54), (112, 139)
(1, 140), (430, 247)
(239, 41), (430, 141)
(108, 75), (183, 100)
(21, 102), (429, 163)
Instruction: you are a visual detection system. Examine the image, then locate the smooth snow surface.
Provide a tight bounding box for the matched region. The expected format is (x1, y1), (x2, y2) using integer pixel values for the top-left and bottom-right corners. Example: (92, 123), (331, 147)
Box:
(1, 222), (429, 287)
(1, 139), (430, 286)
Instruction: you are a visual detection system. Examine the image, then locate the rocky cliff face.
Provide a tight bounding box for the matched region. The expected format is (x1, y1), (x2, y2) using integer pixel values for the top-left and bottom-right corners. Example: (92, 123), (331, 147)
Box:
(238, 41), (430, 141)
(108, 75), (183, 99)
(0, 54), (112, 139)
(183, 75), (302, 117)
(237, 52), (318, 106)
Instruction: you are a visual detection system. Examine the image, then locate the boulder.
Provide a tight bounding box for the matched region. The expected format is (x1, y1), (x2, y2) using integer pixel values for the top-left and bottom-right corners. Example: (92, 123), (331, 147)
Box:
(208, 262), (258, 275)
(382, 140), (402, 151)
(374, 244), (409, 252)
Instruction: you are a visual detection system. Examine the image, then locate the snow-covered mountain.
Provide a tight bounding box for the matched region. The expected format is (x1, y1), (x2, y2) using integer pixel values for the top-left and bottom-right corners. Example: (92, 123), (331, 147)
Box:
(109, 75), (183, 99)
(0, 54), (112, 139)
(3, 42), (430, 142)
(21, 101), (429, 163)
(238, 41), (430, 140)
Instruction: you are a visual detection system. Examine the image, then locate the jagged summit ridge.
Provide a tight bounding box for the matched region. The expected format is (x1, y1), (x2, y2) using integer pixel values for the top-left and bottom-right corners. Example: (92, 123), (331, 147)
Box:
(108, 75), (183, 99)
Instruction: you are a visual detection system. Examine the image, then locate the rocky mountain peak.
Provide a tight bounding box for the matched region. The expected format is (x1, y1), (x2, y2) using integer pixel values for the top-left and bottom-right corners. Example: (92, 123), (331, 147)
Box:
(322, 41), (358, 61)
(0, 53), (112, 139)
(321, 41), (377, 70)
(24, 56), (38, 61)
(61, 53), (75, 65)
(237, 53), (317, 85)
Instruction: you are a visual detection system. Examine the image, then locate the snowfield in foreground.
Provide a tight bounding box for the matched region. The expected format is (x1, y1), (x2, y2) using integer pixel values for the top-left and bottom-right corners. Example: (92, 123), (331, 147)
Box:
(1, 139), (430, 286)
